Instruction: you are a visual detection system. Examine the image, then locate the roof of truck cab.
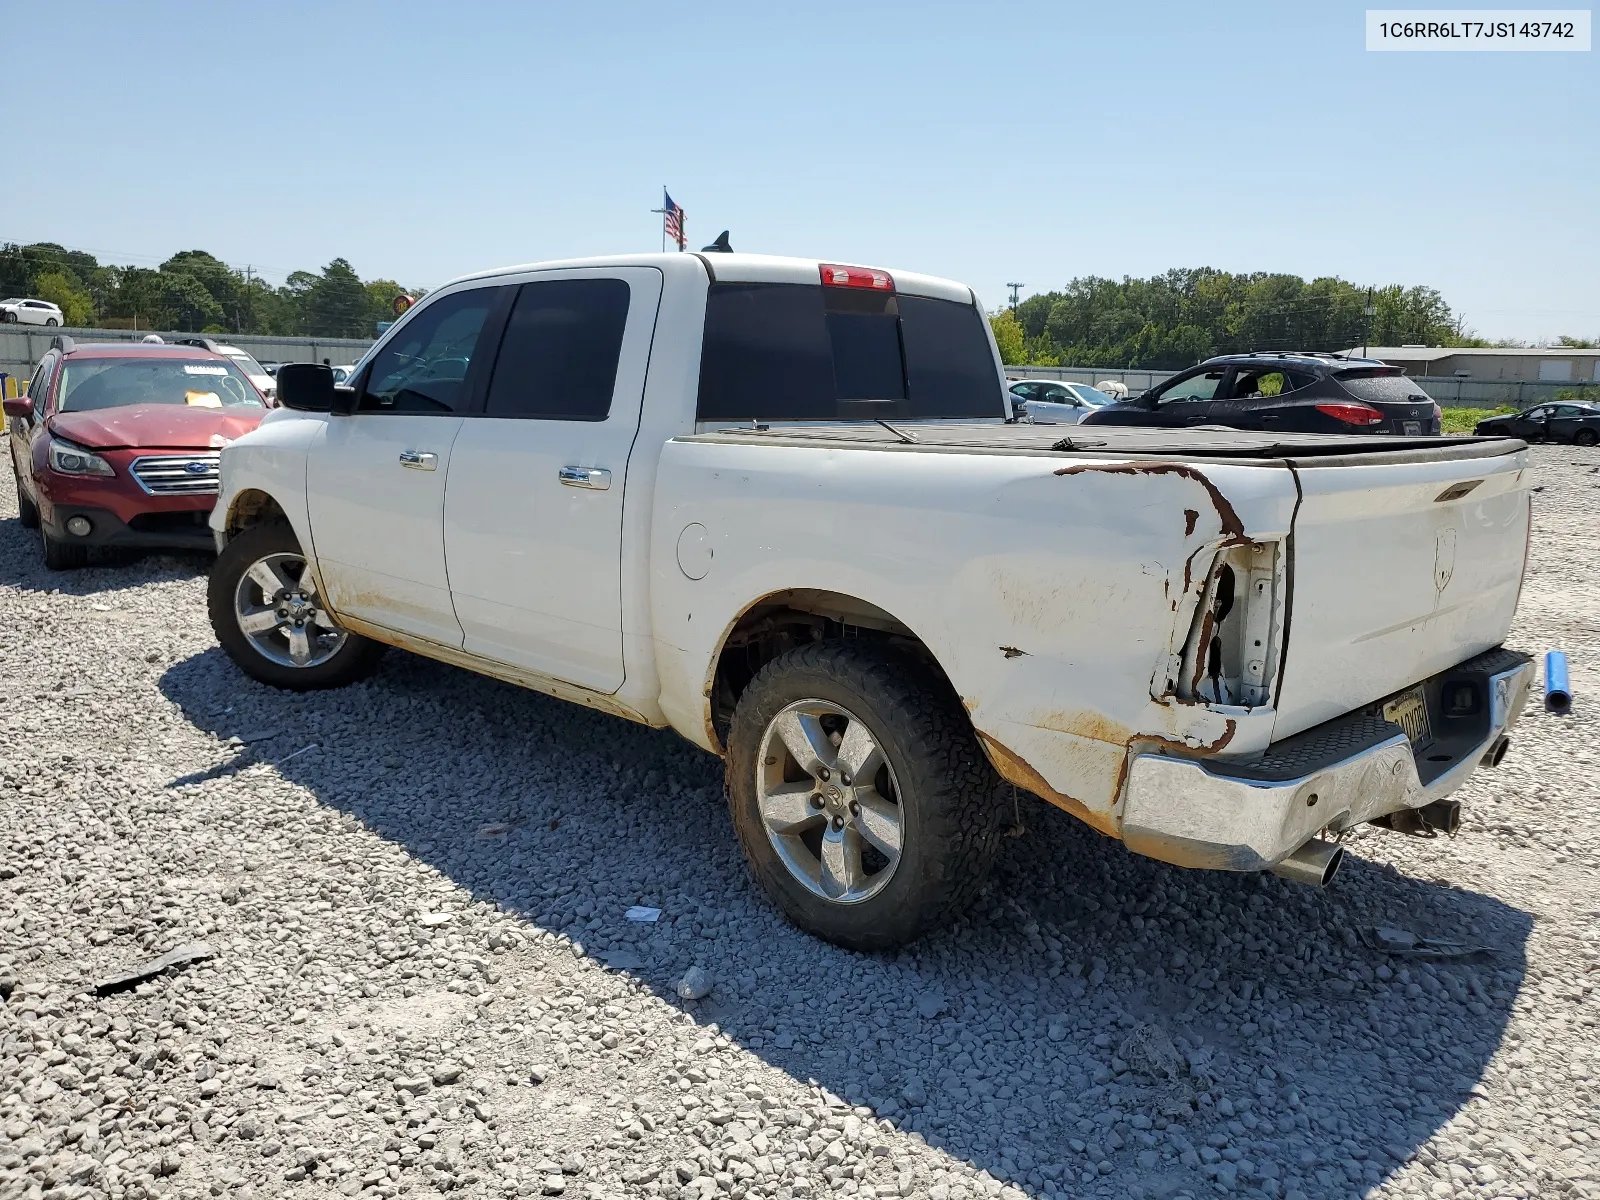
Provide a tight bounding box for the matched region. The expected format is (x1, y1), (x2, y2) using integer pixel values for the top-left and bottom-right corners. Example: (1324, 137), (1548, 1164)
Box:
(438, 252), (977, 305)
(678, 421), (1525, 466)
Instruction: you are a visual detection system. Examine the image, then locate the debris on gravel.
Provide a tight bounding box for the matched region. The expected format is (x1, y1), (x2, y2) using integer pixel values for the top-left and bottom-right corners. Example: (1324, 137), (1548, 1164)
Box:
(1, 446), (1597, 1200)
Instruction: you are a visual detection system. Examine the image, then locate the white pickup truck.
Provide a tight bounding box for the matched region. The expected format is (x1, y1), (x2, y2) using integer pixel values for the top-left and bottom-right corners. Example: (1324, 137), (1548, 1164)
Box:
(208, 252), (1535, 949)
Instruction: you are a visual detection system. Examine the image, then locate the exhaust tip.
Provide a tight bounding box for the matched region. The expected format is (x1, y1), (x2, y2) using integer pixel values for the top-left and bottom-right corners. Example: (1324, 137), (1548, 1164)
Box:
(1269, 838), (1344, 888)
(1481, 735), (1511, 768)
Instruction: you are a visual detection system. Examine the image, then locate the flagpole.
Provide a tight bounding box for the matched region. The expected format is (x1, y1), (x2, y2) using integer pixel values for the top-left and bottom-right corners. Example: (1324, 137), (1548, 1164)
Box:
(650, 185), (668, 253)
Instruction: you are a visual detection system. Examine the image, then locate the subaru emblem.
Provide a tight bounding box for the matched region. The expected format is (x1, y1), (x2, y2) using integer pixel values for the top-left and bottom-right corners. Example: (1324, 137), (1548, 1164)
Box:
(184, 461), (210, 475)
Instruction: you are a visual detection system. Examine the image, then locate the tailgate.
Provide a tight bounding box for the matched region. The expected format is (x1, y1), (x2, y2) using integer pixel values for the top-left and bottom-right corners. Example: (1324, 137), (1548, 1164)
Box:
(1272, 445), (1530, 740)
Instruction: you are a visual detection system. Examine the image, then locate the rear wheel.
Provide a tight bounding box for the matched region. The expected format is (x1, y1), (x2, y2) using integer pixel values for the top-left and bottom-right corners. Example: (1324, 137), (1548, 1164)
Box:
(208, 521), (385, 689)
(44, 318), (58, 327)
(725, 640), (1006, 951)
(1574, 428), (1598, 447)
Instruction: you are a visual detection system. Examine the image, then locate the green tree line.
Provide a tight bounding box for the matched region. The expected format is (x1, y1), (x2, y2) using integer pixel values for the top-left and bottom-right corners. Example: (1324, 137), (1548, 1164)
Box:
(0, 242), (425, 338)
(988, 267), (1519, 370)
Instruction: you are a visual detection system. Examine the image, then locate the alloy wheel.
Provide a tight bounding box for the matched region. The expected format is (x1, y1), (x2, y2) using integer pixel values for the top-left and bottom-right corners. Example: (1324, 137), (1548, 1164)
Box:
(233, 551), (347, 668)
(755, 699), (905, 904)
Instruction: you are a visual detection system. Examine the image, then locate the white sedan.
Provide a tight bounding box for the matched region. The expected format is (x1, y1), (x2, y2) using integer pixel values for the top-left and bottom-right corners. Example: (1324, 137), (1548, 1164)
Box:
(1008, 378), (1120, 424)
(0, 298), (65, 326)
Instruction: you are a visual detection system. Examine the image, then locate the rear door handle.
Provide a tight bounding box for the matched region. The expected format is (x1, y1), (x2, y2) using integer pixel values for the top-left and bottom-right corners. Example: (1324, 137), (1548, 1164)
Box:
(558, 466), (612, 490)
(399, 450), (438, 471)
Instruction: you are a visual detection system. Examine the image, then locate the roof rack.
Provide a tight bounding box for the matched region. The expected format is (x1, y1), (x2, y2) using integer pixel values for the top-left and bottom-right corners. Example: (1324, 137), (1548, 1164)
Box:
(174, 336), (223, 353)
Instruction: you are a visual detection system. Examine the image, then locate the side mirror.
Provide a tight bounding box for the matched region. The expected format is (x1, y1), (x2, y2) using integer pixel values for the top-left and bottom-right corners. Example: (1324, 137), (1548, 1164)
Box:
(275, 363), (335, 413)
(2, 395), (34, 421)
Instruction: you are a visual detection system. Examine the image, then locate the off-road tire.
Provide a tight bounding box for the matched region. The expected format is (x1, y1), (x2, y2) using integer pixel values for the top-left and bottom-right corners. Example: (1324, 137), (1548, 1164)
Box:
(40, 523), (88, 570)
(14, 471), (39, 529)
(725, 640), (1006, 951)
(208, 521), (385, 690)
(1574, 428), (1598, 447)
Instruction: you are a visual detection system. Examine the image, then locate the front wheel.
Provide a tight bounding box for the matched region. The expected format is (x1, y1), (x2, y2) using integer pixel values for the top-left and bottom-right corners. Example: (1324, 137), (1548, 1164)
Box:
(14, 469), (39, 529)
(725, 641), (1006, 951)
(1574, 428), (1599, 447)
(208, 521), (385, 690)
(41, 524), (87, 570)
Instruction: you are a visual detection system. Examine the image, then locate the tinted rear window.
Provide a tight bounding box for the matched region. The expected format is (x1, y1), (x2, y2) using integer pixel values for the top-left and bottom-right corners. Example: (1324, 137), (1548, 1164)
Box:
(697, 282), (1002, 422)
(1337, 372), (1435, 405)
(898, 293), (1006, 417)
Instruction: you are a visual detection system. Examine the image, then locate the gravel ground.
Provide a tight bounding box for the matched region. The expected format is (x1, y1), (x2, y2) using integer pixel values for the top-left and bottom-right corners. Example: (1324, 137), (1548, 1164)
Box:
(1, 445), (1597, 1200)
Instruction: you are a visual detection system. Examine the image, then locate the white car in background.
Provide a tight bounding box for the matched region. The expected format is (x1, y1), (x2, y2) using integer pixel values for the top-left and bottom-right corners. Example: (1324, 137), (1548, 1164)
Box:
(330, 365), (358, 384)
(175, 338), (276, 400)
(0, 298), (65, 326)
(1008, 378), (1119, 424)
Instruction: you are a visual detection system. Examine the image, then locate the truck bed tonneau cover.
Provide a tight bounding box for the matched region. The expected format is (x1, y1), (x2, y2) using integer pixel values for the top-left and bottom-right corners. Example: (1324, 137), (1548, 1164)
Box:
(681, 423), (1524, 467)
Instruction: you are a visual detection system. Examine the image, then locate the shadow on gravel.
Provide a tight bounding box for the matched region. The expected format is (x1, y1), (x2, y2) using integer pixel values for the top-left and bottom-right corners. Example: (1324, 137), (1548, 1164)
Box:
(160, 646), (1532, 1200)
(0, 513), (210, 594)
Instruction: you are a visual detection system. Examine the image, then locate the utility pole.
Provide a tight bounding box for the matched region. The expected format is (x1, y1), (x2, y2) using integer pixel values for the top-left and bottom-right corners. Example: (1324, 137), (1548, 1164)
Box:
(243, 265), (255, 334)
(1006, 282), (1025, 315)
(1362, 287), (1375, 358)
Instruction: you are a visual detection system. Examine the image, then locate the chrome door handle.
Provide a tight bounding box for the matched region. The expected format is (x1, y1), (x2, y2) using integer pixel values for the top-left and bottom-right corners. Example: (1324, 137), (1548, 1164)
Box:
(399, 450), (438, 471)
(558, 466), (611, 491)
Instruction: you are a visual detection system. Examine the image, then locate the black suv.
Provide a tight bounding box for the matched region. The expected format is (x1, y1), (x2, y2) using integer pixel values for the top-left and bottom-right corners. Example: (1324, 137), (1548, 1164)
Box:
(1080, 353), (1442, 435)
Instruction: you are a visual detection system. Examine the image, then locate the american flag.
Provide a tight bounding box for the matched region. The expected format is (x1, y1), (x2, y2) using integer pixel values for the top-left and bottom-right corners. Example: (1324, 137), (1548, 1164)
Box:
(663, 190), (685, 250)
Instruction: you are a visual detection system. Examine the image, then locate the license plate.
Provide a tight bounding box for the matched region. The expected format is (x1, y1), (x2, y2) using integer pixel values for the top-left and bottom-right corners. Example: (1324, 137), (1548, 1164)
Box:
(1402, 420), (1422, 435)
(1383, 687), (1432, 746)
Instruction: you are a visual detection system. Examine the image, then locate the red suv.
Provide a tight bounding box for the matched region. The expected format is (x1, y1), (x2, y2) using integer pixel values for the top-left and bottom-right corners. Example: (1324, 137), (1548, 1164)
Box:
(4, 338), (269, 569)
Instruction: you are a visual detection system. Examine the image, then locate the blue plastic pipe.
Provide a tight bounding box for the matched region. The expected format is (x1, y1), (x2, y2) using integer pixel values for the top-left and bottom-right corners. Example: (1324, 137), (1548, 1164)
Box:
(1545, 651), (1572, 715)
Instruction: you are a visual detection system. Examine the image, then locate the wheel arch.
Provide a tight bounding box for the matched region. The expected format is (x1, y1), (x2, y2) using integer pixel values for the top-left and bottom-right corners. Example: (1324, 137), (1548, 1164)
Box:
(221, 487), (289, 536)
(703, 587), (961, 754)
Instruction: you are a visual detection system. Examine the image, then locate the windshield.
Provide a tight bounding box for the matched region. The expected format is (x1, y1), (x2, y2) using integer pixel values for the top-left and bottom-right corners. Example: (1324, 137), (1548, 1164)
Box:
(58, 358), (265, 413)
(225, 350), (268, 377)
(1070, 384), (1116, 406)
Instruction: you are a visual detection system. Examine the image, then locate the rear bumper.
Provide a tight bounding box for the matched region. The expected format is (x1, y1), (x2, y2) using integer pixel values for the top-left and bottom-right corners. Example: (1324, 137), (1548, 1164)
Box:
(1120, 648), (1534, 872)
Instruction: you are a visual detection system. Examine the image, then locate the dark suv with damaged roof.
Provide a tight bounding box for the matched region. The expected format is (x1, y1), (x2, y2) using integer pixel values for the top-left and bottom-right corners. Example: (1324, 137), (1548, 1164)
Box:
(1080, 352), (1442, 435)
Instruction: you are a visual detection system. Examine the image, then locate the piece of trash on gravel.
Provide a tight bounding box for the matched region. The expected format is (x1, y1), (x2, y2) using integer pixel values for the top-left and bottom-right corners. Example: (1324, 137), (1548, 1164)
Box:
(226, 729), (281, 747)
(625, 906), (661, 923)
(417, 912), (454, 927)
(475, 823), (511, 839)
(1360, 926), (1493, 960)
(95, 941), (216, 996)
(677, 965), (713, 1000)
(598, 950), (643, 971)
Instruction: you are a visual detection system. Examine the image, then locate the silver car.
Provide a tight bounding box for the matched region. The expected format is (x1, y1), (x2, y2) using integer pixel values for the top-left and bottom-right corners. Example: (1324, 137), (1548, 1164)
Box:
(1008, 378), (1119, 424)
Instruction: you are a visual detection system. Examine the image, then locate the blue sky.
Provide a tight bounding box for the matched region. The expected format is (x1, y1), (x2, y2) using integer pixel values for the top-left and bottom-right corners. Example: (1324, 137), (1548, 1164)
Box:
(4, 0), (1594, 341)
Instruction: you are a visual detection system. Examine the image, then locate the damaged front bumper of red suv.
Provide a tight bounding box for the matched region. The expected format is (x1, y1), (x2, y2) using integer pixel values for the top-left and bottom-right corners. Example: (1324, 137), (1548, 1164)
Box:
(35, 448), (221, 552)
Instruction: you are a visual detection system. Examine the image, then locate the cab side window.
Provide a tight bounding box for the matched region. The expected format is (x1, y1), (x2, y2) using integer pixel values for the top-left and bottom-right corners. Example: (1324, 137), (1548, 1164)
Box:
(482, 279), (631, 421)
(361, 288), (498, 414)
